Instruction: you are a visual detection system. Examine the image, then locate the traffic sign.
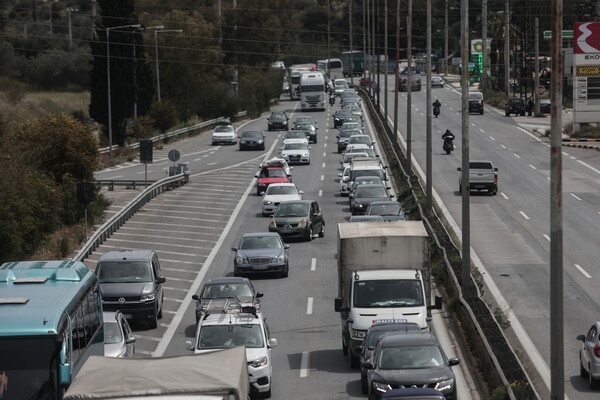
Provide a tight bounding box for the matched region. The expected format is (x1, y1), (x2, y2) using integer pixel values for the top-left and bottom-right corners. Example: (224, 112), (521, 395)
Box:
(536, 85), (546, 96)
(543, 30), (573, 40)
(168, 149), (180, 162)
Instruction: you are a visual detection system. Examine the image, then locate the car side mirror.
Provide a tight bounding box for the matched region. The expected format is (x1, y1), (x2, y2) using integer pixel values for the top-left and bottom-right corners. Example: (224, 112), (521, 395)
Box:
(334, 297), (343, 312)
(577, 334), (586, 342)
(231, 247), (237, 251)
(192, 294), (200, 301)
(290, 166), (294, 170)
(299, 190), (304, 194)
(338, 173), (343, 177)
(185, 341), (194, 351)
(362, 361), (374, 369)
(448, 357), (460, 366)
(336, 136), (340, 139)
(389, 195), (395, 198)
(284, 244), (290, 249)
(256, 292), (264, 298)
(126, 336), (136, 344)
(254, 174), (259, 178)
(494, 168), (498, 171)
(261, 192), (265, 196)
(268, 338), (278, 348)
(372, 141), (376, 144)
(156, 276), (166, 284)
(308, 146), (312, 150)
(457, 167), (462, 171)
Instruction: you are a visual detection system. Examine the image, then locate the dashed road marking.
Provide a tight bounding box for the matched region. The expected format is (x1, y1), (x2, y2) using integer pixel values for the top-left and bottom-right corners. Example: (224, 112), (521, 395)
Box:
(513, 153), (521, 159)
(570, 193), (582, 201)
(311, 258), (317, 271)
(306, 297), (314, 314)
(318, 189), (323, 197)
(322, 162), (326, 168)
(574, 264), (592, 279)
(320, 175), (324, 181)
(300, 351), (310, 377)
(519, 211), (530, 220)
(500, 192), (509, 200)
(529, 164), (537, 170)
(543, 234), (551, 242)
(501, 144), (507, 149)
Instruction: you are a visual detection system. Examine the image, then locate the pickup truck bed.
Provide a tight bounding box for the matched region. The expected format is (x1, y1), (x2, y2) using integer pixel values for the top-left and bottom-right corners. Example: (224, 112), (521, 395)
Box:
(458, 161), (498, 195)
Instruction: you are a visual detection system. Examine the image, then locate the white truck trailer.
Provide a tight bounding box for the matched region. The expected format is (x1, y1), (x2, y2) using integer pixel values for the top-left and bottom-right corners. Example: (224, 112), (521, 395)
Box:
(334, 221), (441, 368)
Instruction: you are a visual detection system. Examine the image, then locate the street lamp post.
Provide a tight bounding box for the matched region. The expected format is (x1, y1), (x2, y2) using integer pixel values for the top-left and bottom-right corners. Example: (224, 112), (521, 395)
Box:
(106, 24), (141, 160)
(154, 28), (183, 102)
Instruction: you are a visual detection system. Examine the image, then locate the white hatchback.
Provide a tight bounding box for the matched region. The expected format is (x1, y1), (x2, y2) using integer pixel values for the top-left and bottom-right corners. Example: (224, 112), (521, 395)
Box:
(261, 183), (304, 216)
(211, 124), (237, 145)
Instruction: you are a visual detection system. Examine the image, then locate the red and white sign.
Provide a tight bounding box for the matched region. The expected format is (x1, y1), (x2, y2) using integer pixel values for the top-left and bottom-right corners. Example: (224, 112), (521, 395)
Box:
(574, 22), (600, 53)
(536, 85), (546, 96)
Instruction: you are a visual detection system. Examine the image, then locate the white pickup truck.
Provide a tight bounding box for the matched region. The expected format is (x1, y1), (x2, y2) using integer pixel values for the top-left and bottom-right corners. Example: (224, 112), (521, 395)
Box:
(457, 160), (498, 195)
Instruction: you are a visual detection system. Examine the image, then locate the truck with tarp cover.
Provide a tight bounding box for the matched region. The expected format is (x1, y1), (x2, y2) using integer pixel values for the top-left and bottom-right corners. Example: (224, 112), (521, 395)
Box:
(63, 347), (249, 400)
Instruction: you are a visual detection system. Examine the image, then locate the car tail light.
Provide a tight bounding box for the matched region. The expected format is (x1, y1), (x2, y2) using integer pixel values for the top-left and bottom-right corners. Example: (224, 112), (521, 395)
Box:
(494, 174), (498, 183)
(594, 345), (600, 359)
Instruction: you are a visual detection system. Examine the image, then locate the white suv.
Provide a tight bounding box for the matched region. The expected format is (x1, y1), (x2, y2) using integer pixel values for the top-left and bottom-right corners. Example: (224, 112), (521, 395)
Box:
(186, 305), (277, 398)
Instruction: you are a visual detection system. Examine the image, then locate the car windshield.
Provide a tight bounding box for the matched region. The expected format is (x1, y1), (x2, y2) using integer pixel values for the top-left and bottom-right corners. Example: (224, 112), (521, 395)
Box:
(469, 162), (492, 169)
(270, 113), (286, 121)
(197, 324), (264, 349)
(242, 131), (262, 138)
(344, 117), (361, 124)
(341, 123), (361, 130)
(214, 125), (233, 132)
(202, 283), (253, 299)
(368, 203), (401, 215)
(295, 117), (312, 125)
(350, 106), (361, 112)
(356, 187), (388, 198)
(104, 321), (123, 344)
(263, 169), (287, 178)
(336, 110), (353, 117)
(286, 132), (306, 139)
(97, 261), (153, 283)
(274, 203), (310, 217)
(267, 186), (297, 195)
(355, 177), (383, 187)
(239, 236), (282, 250)
(335, 80), (348, 88)
(284, 143), (307, 150)
(349, 136), (371, 145)
(353, 279), (424, 308)
(378, 345), (444, 369)
(352, 169), (383, 179)
(296, 124), (314, 131)
(340, 130), (361, 138)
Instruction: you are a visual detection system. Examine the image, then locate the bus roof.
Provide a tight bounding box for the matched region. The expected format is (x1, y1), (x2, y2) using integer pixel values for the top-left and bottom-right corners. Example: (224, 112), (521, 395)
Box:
(0, 260), (95, 337)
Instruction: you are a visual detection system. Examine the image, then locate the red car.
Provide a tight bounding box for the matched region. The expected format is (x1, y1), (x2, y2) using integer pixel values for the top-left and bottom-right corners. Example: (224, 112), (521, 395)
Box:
(255, 167), (290, 195)
(360, 77), (377, 88)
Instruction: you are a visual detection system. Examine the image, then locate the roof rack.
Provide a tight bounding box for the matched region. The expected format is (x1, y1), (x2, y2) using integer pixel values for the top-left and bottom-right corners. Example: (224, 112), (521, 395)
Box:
(201, 297), (258, 320)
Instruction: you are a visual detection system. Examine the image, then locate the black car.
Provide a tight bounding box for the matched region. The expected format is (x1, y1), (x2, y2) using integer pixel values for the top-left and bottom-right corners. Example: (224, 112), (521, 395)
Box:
(364, 332), (460, 400)
(366, 201), (407, 222)
(267, 111), (289, 131)
(95, 250), (166, 328)
(268, 200), (325, 241)
(505, 98), (526, 116)
(360, 322), (421, 393)
(468, 91), (484, 115)
(337, 129), (362, 153)
(333, 109), (354, 128)
(350, 184), (394, 215)
(192, 277), (263, 323)
(238, 130), (265, 150)
(232, 232), (290, 277)
(295, 122), (318, 143)
(539, 98), (551, 114)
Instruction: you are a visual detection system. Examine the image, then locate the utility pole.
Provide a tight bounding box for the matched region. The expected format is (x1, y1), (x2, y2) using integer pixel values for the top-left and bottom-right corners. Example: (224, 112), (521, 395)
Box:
(505, 0), (510, 96)
(384, 0), (388, 123)
(406, 0), (413, 172)
(328, 0), (331, 81)
(550, 0), (564, 398)
(367, 0), (371, 97)
(393, 0), (400, 148)
(91, 0), (96, 40)
(460, 0), (471, 289)
(426, 0), (432, 212)
(445, 0), (449, 75)
(350, 0), (354, 86)
(375, 0), (380, 107)
(67, 8), (78, 48)
(535, 18), (540, 114)
(363, 0), (366, 79)
(482, 0), (488, 90)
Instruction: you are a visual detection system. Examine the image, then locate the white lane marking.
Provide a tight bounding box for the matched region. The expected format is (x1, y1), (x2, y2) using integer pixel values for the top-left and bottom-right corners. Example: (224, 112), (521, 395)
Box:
(547, 176), (551, 181)
(162, 267), (197, 273)
(501, 144), (507, 149)
(164, 297), (184, 303)
(194, 158), (202, 161)
(323, 152), (327, 157)
(318, 189), (323, 197)
(500, 192), (509, 200)
(207, 162), (217, 165)
(570, 193), (582, 201)
(325, 135), (328, 140)
(479, 128), (486, 134)
(165, 277), (194, 282)
(529, 164), (537, 170)
(516, 126), (543, 142)
(513, 153), (521, 159)
(543, 234), (551, 242)
(577, 159), (600, 175)
(163, 286), (192, 292)
(322, 162), (326, 168)
(311, 258), (317, 271)
(306, 297), (314, 315)
(489, 136), (496, 141)
(300, 351), (310, 377)
(324, 143), (327, 148)
(320, 175), (324, 181)
(519, 211), (530, 220)
(136, 349), (154, 355)
(562, 151), (569, 156)
(134, 334), (162, 342)
(471, 123), (476, 127)
(203, 155), (209, 158)
(153, 136), (285, 357)
(574, 264), (592, 279)
(570, 156), (576, 160)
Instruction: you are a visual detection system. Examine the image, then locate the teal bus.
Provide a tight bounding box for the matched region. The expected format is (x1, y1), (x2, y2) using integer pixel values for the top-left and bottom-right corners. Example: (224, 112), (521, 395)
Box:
(0, 260), (104, 400)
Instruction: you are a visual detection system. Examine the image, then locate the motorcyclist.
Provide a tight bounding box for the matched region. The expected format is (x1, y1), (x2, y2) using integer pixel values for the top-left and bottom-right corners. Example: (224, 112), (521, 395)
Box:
(442, 129), (455, 140)
(442, 129), (455, 154)
(433, 99), (441, 117)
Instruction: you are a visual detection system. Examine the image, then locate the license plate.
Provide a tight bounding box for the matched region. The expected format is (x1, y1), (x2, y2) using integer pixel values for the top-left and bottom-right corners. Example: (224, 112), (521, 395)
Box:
(373, 318), (408, 324)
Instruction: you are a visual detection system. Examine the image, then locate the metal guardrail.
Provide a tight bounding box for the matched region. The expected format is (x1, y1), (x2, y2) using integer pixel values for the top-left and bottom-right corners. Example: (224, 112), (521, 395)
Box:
(98, 111), (249, 154)
(96, 179), (158, 190)
(72, 173), (188, 262)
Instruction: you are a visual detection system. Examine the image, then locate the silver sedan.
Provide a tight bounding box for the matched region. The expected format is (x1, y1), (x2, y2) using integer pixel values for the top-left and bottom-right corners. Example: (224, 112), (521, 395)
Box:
(279, 141), (311, 165)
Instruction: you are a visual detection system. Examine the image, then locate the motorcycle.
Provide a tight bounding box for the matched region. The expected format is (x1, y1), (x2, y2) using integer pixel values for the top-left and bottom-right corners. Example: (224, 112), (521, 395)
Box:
(433, 105), (440, 118)
(329, 94), (336, 106)
(442, 134), (455, 154)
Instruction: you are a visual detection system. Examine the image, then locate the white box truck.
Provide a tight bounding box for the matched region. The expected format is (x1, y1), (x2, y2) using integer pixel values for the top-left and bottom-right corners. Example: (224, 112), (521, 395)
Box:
(334, 221), (441, 368)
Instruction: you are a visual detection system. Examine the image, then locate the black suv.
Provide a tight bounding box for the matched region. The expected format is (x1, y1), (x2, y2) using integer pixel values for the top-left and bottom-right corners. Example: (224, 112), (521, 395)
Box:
(468, 91), (484, 115)
(505, 98), (526, 116)
(267, 111), (289, 131)
(96, 250), (166, 328)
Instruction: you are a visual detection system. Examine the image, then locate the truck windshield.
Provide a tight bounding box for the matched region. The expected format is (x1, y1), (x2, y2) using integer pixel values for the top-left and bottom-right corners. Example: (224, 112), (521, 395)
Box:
(353, 280), (424, 308)
(301, 84), (325, 92)
(0, 337), (59, 400)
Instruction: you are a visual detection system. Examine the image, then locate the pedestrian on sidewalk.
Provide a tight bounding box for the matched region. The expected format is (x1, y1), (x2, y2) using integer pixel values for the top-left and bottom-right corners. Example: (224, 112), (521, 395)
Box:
(527, 99), (534, 117)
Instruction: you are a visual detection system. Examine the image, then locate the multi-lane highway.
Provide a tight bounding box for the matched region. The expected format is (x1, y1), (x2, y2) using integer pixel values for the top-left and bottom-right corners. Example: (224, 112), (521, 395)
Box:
(371, 74), (600, 400)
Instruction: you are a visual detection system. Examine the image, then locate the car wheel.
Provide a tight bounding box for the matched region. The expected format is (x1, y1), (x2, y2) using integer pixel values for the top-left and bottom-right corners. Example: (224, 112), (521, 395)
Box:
(361, 373), (368, 394)
(318, 223), (325, 237)
(459, 184), (462, 193)
(342, 338), (348, 355)
(350, 353), (359, 369)
(505, 111), (510, 117)
(257, 188), (262, 196)
(591, 367), (600, 389)
(581, 355), (589, 378)
(306, 226), (313, 241)
(282, 264), (289, 278)
(481, 110), (484, 115)
(239, 145), (243, 151)
(149, 316), (158, 329)
(264, 386), (272, 399)
(157, 294), (163, 319)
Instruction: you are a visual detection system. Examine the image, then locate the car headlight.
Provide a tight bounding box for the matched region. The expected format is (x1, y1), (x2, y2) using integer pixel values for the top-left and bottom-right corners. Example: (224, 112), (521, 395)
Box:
(276, 254), (285, 263)
(140, 293), (155, 302)
(250, 356), (268, 368)
(435, 378), (455, 392)
(257, 140), (264, 143)
(372, 381), (392, 393)
(298, 219), (307, 228)
(235, 256), (245, 264)
(263, 200), (272, 205)
(350, 328), (367, 339)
